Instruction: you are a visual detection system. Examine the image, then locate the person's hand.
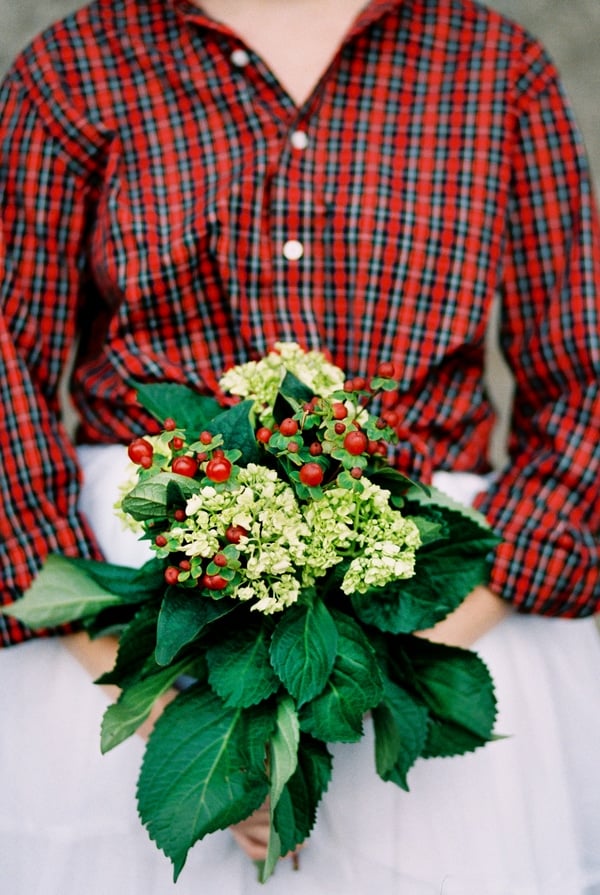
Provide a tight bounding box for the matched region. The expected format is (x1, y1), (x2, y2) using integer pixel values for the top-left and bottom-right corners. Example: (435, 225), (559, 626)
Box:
(230, 800), (302, 867)
(414, 584), (512, 649)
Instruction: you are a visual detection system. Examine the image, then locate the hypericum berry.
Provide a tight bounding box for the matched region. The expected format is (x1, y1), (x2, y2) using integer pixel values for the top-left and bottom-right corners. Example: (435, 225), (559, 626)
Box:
(155, 534), (168, 548)
(172, 455), (199, 477)
(376, 418), (387, 430)
(225, 525), (248, 544)
(309, 441), (323, 456)
(164, 417), (177, 431)
(201, 573), (228, 591)
(279, 418), (299, 437)
(352, 376), (367, 391)
(343, 430), (369, 455)
(332, 402), (348, 420)
(367, 439), (380, 455)
(334, 422), (346, 435)
(174, 509), (187, 521)
(212, 448), (225, 459)
(256, 427), (272, 444)
(196, 451), (208, 462)
(199, 430), (213, 445)
(164, 566), (180, 585)
(299, 462), (324, 487)
(171, 436), (185, 450)
(205, 456), (232, 482)
(382, 410), (400, 427)
(213, 553), (228, 567)
(179, 559), (191, 571)
(343, 379), (354, 393)
(377, 361), (396, 379)
(140, 455), (152, 469)
(350, 467), (363, 479)
(127, 438), (153, 465)
(287, 441), (299, 453)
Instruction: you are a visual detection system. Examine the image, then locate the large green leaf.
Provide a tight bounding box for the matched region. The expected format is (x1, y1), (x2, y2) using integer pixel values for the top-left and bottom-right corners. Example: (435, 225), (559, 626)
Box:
(155, 590), (238, 665)
(133, 381), (221, 430)
(298, 611), (383, 743)
(137, 684), (274, 879)
(269, 601), (338, 706)
(68, 556), (165, 602)
(205, 399), (260, 464)
(260, 696), (300, 881)
(121, 472), (200, 521)
(1, 554), (122, 628)
(96, 603), (161, 688)
(273, 371), (314, 423)
(396, 636), (497, 757)
(206, 624), (280, 708)
(273, 734), (333, 856)
(371, 676), (429, 790)
(100, 654), (198, 753)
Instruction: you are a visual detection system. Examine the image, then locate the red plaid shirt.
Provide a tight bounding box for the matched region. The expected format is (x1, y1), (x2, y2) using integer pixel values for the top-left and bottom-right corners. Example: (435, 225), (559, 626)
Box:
(1, 0), (599, 645)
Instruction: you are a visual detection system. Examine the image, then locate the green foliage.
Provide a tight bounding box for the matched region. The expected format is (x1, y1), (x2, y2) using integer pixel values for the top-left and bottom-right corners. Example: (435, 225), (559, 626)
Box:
(121, 472), (200, 521)
(372, 676), (429, 790)
(155, 590), (238, 665)
(260, 696), (300, 880)
(206, 624), (280, 708)
(269, 601), (338, 706)
(205, 399), (261, 465)
(133, 381), (221, 430)
(137, 684), (274, 880)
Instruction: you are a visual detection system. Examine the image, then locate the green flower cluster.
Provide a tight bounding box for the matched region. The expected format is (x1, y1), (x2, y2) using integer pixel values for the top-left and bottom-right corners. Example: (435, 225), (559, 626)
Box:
(218, 341), (345, 427)
(167, 464), (311, 614)
(302, 480), (421, 594)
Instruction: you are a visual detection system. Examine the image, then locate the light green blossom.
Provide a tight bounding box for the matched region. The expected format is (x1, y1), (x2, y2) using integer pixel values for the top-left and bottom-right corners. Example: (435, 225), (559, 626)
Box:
(218, 341), (345, 426)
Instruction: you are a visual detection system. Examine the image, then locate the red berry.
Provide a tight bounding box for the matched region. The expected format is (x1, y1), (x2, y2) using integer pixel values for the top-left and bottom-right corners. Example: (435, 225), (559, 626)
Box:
(212, 448), (225, 459)
(299, 462), (324, 487)
(287, 441), (299, 453)
(199, 430), (213, 444)
(343, 379), (354, 393)
(367, 439), (379, 455)
(174, 509), (187, 521)
(377, 361), (396, 379)
(225, 525), (248, 544)
(205, 457), (232, 482)
(171, 436), (185, 450)
(309, 441), (323, 456)
(213, 553), (228, 567)
(164, 566), (180, 585)
(196, 451), (208, 462)
(155, 534), (168, 548)
(164, 418), (177, 431)
(351, 467), (363, 479)
(201, 573), (228, 591)
(256, 427), (272, 444)
(334, 422), (346, 435)
(140, 455), (152, 469)
(376, 418), (386, 430)
(172, 455), (199, 477)
(279, 418), (299, 436)
(179, 559), (191, 571)
(382, 410), (400, 427)
(352, 376), (367, 391)
(127, 438), (153, 465)
(332, 402), (348, 420)
(343, 430), (369, 455)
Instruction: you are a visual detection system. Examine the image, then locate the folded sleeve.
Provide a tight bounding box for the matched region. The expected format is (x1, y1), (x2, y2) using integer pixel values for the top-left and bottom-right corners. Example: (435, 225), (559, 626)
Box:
(474, 48), (600, 617)
(0, 71), (106, 645)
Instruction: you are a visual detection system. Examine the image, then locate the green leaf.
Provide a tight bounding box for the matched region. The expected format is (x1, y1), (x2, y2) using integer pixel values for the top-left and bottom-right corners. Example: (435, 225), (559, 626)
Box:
(1, 554), (122, 628)
(155, 590), (238, 665)
(398, 636), (497, 757)
(371, 676), (429, 790)
(272, 370), (314, 423)
(133, 381), (221, 429)
(261, 696), (300, 881)
(270, 602), (338, 707)
(351, 509), (500, 634)
(137, 684), (274, 879)
(121, 472), (200, 520)
(273, 734), (333, 856)
(298, 611), (383, 742)
(206, 624), (280, 708)
(368, 466), (422, 497)
(68, 556), (165, 602)
(96, 603), (161, 687)
(205, 399), (260, 465)
(101, 653), (197, 753)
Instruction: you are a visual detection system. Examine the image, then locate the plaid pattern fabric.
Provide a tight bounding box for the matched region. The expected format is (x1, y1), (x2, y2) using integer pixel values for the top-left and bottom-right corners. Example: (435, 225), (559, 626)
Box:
(1, 0), (599, 645)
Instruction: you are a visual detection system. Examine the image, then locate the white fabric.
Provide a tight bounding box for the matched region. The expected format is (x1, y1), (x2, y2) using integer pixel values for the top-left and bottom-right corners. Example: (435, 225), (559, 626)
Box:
(1, 445), (600, 895)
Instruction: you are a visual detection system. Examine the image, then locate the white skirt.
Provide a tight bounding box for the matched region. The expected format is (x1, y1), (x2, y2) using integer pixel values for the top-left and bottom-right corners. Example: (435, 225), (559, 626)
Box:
(1, 445), (600, 895)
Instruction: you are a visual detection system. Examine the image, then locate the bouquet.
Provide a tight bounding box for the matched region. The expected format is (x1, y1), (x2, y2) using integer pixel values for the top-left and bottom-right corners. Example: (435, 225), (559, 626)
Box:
(5, 343), (500, 882)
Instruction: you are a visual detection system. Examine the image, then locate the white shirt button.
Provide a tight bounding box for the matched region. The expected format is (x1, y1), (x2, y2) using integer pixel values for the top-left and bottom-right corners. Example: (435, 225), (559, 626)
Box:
(230, 48), (250, 68)
(282, 239), (304, 261)
(290, 130), (309, 150)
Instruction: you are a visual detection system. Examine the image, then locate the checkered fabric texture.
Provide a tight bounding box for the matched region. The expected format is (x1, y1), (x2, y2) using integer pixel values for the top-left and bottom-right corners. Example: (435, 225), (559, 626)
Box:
(1, 0), (599, 645)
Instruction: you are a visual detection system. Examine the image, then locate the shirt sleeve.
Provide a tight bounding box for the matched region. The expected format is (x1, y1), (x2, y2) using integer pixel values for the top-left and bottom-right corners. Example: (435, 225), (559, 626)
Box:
(0, 71), (105, 645)
(474, 50), (600, 617)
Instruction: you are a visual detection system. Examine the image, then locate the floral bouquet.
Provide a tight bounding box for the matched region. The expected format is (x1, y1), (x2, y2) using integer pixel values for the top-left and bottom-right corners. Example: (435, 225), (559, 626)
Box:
(5, 343), (500, 882)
